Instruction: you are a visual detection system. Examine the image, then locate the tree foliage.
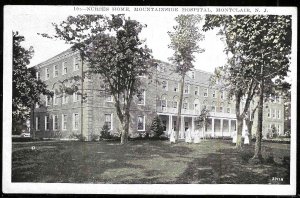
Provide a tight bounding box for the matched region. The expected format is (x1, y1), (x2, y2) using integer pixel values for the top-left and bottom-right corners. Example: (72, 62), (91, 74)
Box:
(168, 15), (205, 142)
(203, 15), (291, 155)
(12, 31), (52, 134)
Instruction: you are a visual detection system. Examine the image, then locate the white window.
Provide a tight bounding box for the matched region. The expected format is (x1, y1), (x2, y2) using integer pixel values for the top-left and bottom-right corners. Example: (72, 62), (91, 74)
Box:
(220, 106), (223, 113)
(278, 125), (281, 134)
(137, 89), (145, 105)
(211, 102), (216, 112)
(277, 96), (281, 103)
(53, 92), (58, 105)
(194, 86), (199, 95)
(36, 71), (40, 80)
(45, 95), (50, 106)
(62, 114), (67, 130)
(268, 108), (271, 118)
(62, 92), (68, 104)
(204, 88), (208, 97)
(227, 107), (231, 113)
(53, 65), (58, 77)
(73, 92), (79, 102)
(272, 109), (276, 118)
(191, 71), (195, 79)
(105, 114), (113, 130)
(183, 102), (188, 110)
(62, 61), (67, 75)
(212, 90), (216, 98)
(53, 115), (58, 131)
(35, 117), (40, 131)
(184, 84), (189, 94)
(194, 103), (199, 111)
(277, 110), (281, 119)
(173, 101), (178, 109)
(137, 115), (145, 131)
(106, 95), (113, 102)
(35, 102), (40, 108)
(45, 116), (50, 131)
(221, 91), (225, 99)
(73, 113), (79, 130)
(73, 56), (80, 71)
(162, 81), (168, 91)
(174, 82), (179, 92)
(45, 68), (49, 80)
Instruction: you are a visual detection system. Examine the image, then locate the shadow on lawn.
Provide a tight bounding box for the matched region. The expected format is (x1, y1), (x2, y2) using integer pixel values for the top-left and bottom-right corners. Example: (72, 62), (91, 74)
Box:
(175, 145), (290, 184)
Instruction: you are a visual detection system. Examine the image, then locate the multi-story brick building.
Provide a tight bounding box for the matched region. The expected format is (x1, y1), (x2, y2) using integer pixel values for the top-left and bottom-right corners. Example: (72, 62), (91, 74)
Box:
(31, 48), (285, 140)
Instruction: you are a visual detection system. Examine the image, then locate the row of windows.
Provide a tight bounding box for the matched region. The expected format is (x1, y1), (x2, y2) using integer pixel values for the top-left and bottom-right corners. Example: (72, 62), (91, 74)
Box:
(38, 92), (80, 108)
(161, 81), (225, 98)
(268, 124), (282, 134)
(35, 113), (79, 131)
(267, 108), (282, 119)
(104, 114), (145, 131)
(160, 100), (232, 113)
(36, 56), (81, 81)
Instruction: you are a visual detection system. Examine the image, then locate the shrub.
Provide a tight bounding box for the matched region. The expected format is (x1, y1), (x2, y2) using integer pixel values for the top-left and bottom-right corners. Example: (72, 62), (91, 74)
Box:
(70, 133), (86, 141)
(90, 134), (99, 142)
(150, 116), (164, 138)
(100, 124), (111, 140)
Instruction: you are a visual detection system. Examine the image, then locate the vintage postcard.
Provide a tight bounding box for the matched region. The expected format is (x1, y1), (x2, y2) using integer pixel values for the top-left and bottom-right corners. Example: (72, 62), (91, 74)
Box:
(3, 5), (297, 195)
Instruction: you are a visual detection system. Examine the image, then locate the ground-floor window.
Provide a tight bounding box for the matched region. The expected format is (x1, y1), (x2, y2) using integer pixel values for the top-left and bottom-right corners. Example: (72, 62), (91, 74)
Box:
(173, 120), (177, 131)
(62, 114), (67, 130)
(231, 120), (237, 131)
(184, 121), (189, 131)
(105, 114), (112, 130)
(53, 115), (58, 131)
(35, 116), (40, 131)
(162, 120), (167, 131)
(137, 115), (145, 131)
(45, 116), (50, 131)
(73, 113), (79, 130)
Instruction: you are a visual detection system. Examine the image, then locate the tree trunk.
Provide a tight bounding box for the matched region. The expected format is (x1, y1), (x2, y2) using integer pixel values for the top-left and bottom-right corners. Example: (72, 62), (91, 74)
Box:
(120, 107), (130, 144)
(252, 79), (264, 162)
(236, 116), (243, 149)
(31, 103), (36, 139)
(175, 75), (185, 142)
(245, 118), (253, 144)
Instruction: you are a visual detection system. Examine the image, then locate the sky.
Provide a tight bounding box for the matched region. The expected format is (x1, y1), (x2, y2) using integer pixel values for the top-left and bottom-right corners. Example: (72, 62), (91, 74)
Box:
(8, 6), (227, 73)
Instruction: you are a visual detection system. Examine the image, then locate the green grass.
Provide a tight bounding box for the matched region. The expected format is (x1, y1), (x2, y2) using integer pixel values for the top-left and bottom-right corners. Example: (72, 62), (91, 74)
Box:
(12, 139), (290, 184)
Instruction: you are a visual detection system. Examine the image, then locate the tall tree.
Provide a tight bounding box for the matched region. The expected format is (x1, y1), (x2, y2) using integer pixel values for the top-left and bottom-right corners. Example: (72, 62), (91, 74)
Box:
(40, 15), (153, 144)
(168, 15), (204, 142)
(12, 31), (52, 134)
(84, 15), (153, 144)
(204, 15), (291, 155)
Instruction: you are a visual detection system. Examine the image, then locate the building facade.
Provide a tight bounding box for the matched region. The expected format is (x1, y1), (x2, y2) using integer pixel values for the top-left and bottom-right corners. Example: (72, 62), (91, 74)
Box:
(31, 49), (285, 140)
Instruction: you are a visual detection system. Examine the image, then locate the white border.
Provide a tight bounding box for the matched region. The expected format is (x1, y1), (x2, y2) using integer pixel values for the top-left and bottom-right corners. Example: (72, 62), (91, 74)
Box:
(3, 5), (297, 195)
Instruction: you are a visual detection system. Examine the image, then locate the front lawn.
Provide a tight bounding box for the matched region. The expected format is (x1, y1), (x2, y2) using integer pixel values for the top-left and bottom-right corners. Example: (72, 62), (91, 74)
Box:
(12, 139), (290, 184)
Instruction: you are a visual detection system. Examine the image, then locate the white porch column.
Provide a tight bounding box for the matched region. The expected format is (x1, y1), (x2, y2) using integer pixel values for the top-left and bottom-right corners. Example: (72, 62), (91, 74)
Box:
(229, 119), (232, 136)
(192, 117), (195, 132)
(220, 119), (223, 137)
(180, 115), (185, 139)
(212, 118), (215, 137)
(168, 115), (173, 134)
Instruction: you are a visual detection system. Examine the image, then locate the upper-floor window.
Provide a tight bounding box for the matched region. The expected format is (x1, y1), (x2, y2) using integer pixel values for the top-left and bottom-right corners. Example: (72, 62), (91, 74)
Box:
(212, 90), (216, 98)
(211, 102), (216, 112)
(272, 109), (276, 118)
(36, 71), (40, 80)
(184, 84), (189, 94)
(105, 114), (113, 130)
(45, 95), (50, 106)
(195, 86), (199, 95)
(137, 89), (145, 105)
(276, 96), (281, 103)
(183, 102), (188, 110)
(62, 61), (67, 75)
(220, 91), (225, 99)
(204, 88), (208, 97)
(173, 101), (178, 109)
(277, 110), (281, 119)
(62, 92), (68, 104)
(191, 71), (195, 79)
(73, 92), (79, 102)
(174, 82), (179, 92)
(45, 68), (49, 80)
(53, 92), (58, 105)
(227, 107), (231, 113)
(53, 65), (58, 77)
(137, 115), (145, 131)
(73, 56), (80, 71)
(162, 81), (168, 91)
(268, 108), (271, 118)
